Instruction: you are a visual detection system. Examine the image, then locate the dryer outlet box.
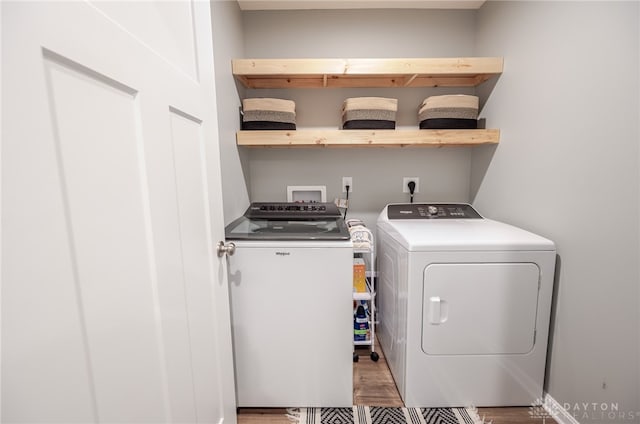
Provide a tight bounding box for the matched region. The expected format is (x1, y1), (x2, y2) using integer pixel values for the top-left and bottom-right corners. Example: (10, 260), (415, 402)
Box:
(287, 186), (326, 202)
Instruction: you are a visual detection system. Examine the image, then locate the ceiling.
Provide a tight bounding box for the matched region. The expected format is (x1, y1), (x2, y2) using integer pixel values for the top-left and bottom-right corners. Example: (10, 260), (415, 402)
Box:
(237, 0), (486, 11)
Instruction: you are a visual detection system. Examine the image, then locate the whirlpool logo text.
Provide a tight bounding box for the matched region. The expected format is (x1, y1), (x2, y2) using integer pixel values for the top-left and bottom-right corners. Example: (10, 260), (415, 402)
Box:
(275, 251), (291, 256)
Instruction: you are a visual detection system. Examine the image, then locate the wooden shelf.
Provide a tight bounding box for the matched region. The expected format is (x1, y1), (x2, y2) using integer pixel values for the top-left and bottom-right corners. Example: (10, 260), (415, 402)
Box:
(233, 57), (503, 147)
(236, 129), (500, 147)
(232, 57), (503, 89)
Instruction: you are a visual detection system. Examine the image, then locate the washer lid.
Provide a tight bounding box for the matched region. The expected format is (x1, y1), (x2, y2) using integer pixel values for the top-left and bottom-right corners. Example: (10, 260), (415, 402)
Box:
(377, 204), (555, 251)
(225, 215), (351, 241)
(225, 202), (351, 241)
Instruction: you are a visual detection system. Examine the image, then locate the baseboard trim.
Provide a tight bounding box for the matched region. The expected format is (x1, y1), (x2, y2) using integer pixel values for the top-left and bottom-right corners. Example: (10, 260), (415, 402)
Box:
(544, 393), (581, 424)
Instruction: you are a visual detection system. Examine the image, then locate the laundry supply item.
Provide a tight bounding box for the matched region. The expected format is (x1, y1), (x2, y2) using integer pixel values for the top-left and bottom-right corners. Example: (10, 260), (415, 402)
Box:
(346, 218), (374, 251)
(242, 97), (296, 113)
(342, 97), (398, 112)
(242, 110), (296, 124)
(419, 118), (477, 129)
(241, 97), (296, 130)
(418, 107), (478, 121)
(342, 109), (396, 122)
(353, 258), (366, 293)
(241, 121), (296, 130)
(343, 119), (396, 129)
(419, 94), (478, 111)
(418, 94), (479, 130)
(342, 97), (397, 130)
(353, 302), (370, 342)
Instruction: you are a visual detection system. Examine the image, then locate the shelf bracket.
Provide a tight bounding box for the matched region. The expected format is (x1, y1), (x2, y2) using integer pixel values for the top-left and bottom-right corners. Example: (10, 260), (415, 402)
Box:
(236, 75), (252, 88)
(404, 73), (419, 87)
(323, 74), (328, 87)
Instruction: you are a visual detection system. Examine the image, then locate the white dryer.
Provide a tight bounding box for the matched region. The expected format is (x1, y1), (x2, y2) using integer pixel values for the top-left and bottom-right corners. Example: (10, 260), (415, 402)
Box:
(376, 203), (555, 407)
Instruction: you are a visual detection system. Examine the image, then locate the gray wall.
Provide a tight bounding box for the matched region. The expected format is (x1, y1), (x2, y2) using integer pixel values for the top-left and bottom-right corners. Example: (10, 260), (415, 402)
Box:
(211, 0), (250, 225)
(474, 2), (640, 421)
(214, 2), (640, 419)
(242, 9), (485, 226)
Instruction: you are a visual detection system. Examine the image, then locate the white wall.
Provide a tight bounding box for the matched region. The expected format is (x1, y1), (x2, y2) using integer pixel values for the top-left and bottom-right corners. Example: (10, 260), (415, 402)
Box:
(211, 0), (250, 225)
(474, 2), (640, 422)
(241, 9), (485, 226)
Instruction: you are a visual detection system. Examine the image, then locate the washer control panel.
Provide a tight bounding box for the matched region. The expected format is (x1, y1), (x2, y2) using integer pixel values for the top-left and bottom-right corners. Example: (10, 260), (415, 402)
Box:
(387, 203), (482, 220)
(245, 202), (342, 219)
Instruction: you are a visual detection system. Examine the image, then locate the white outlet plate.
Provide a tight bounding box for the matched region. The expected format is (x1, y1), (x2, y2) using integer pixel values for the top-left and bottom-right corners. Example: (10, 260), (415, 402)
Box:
(402, 177), (420, 193)
(342, 177), (353, 192)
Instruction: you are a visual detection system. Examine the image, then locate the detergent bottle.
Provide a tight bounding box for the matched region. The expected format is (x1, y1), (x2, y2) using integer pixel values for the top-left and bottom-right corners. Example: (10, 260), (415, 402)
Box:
(353, 301), (369, 341)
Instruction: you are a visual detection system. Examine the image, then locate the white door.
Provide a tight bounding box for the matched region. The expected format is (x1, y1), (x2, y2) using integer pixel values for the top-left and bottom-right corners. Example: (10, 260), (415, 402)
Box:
(2, 1), (236, 423)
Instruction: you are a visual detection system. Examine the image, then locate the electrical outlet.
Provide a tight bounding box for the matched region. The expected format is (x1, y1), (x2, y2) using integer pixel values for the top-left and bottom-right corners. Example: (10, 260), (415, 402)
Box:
(402, 177), (420, 193)
(342, 177), (353, 193)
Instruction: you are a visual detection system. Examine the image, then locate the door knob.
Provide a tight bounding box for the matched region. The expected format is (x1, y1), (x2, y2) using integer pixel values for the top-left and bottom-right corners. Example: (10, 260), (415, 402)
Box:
(216, 241), (236, 257)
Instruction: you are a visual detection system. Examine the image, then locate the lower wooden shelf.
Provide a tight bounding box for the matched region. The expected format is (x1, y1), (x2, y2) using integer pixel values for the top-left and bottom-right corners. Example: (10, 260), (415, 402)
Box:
(236, 129), (500, 147)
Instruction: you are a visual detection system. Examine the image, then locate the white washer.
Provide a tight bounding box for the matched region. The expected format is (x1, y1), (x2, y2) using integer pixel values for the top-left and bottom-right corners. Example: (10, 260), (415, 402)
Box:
(376, 203), (556, 407)
(225, 203), (353, 407)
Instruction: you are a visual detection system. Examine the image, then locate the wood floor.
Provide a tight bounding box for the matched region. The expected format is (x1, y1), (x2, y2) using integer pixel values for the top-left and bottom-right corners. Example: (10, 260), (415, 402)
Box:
(237, 343), (557, 423)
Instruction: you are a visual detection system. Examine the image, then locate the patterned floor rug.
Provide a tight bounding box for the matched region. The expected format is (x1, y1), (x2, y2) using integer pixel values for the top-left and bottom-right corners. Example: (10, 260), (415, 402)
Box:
(287, 406), (484, 424)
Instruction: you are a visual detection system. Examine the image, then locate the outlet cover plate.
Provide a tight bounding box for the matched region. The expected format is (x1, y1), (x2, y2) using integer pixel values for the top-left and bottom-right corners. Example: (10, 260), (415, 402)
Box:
(342, 177), (353, 193)
(402, 177), (420, 193)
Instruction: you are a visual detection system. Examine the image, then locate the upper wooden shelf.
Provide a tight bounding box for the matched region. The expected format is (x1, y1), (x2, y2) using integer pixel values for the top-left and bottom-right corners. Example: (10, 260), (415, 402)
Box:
(236, 129), (500, 148)
(232, 57), (503, 89)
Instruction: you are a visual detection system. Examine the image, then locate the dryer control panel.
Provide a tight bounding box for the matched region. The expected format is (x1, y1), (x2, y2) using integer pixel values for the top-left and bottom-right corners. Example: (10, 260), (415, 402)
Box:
(387, 203), (482, 220)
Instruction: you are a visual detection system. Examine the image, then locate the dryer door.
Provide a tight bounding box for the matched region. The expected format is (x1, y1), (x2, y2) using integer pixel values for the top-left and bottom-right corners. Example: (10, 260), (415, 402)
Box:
(422, 263), (539, 355)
